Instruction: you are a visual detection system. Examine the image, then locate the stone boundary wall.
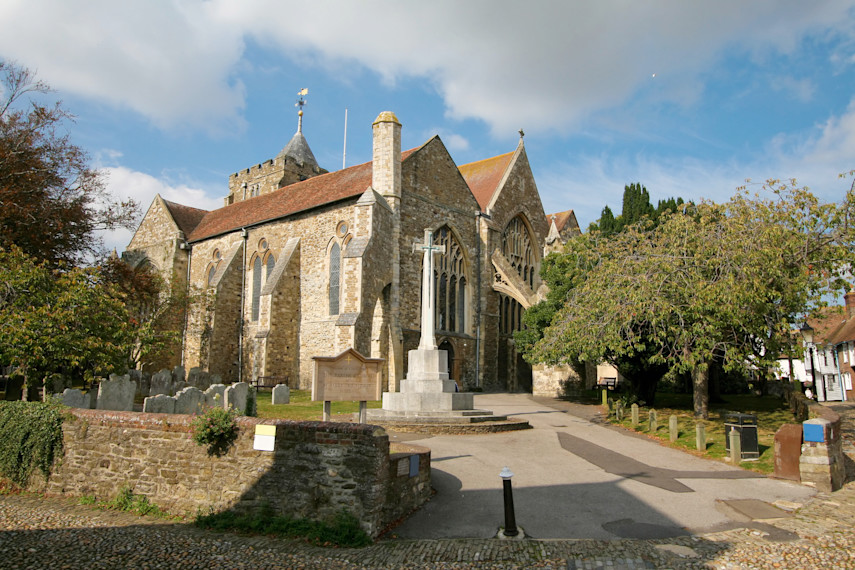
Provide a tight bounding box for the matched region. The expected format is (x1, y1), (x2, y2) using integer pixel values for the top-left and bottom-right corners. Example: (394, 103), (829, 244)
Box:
(35, 409), (430, 538)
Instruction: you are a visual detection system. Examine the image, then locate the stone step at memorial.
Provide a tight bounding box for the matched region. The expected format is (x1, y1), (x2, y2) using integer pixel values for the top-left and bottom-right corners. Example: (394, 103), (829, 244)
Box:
(366, 409), (509, 423)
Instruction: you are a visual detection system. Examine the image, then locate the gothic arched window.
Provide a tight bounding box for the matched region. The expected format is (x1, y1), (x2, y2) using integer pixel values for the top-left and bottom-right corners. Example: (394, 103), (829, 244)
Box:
(432, 227), (468, 333)
(251, 256), (262, 321)
(329, 242), (341, 315)
(502, 215), (536, 289)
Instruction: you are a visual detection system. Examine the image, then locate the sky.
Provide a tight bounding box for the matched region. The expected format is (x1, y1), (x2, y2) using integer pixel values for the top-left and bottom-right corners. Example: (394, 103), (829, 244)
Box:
(2, 0), (855, 254)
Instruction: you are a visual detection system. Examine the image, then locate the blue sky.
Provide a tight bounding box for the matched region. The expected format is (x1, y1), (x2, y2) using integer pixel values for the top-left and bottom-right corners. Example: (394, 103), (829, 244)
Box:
(2, 0), (855, 253)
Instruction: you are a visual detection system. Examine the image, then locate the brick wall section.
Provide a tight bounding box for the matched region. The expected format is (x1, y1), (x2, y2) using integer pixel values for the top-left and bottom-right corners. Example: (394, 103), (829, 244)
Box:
(36, 409), (430, 538)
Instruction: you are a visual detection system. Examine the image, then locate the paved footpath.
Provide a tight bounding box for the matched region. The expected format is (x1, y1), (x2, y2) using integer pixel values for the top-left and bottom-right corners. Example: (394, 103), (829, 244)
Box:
(1, 395), (854, 569)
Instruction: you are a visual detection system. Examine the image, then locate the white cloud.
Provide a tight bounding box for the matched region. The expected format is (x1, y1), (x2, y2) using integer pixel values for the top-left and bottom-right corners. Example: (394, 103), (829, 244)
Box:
(98, 165), (221, 254)
(2, 0), (852, 137)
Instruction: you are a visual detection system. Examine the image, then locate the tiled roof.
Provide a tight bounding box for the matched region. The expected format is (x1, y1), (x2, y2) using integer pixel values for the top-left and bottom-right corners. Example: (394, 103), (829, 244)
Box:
(188, 149), (416, 242)
(458, 151), (514, 210)
(805, 306), (848, 344)
(162, 199), (208, 237)
(547, 209), (579, 233)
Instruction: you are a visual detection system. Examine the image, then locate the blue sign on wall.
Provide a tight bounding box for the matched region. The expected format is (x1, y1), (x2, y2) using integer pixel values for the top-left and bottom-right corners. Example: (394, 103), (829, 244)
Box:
(803, 422), (826, 443)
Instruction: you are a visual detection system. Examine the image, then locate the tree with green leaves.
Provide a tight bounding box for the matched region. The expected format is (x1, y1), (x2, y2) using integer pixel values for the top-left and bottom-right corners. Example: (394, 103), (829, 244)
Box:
(0, 61), (138, 267)
(0, 247), (136, 391)
(588, 182), (684, 236)
(529, 180), (855, 418)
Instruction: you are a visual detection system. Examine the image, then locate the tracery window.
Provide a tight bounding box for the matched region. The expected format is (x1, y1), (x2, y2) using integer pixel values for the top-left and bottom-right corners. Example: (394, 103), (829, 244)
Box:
(251, 256), (263, 321)
(207, 249), (222, 287)
(498, 293), (525, 336)
(250, 240), (276, 322)
(432, 226), (467, 333)
(329, 242), (341, 315)
(501, 215), (536, 289)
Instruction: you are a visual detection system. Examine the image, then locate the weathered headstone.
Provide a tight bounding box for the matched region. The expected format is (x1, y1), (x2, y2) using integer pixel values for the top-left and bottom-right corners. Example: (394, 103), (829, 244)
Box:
(96, 375), (136, 411)
(631, 403), (639, 427)
(172, 365), (186, 386)
(696, 422), (706, 452)
(3, 376), (24, 401)
(150, 369), (173, 396)
(187, 367), (213, 391)
(669, 415), (679, 442)
(138, 371), (152, 398)
(648, 409), (658, 432)
(129, 369), (143, 395)
(46, 374), (68, 395)
(204, 384), (226, 408)
(174, 386), (205, 415)
(224, 382), (249, 414)
(272, 384), (290, 405)
(58, 388), (90, 409)
(143, 393), (176, 414)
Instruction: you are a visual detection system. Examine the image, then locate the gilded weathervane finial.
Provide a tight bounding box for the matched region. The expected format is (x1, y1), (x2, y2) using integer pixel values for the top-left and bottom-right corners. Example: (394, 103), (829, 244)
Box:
(295, 88), (308, 133)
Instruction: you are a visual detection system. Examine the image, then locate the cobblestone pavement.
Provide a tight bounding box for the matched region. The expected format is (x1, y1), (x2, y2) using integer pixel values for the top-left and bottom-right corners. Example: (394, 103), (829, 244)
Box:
(1, 482), (854, 570)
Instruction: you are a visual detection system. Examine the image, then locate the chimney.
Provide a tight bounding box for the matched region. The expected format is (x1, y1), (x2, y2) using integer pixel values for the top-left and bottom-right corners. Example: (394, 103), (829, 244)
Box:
(845, 290), (855, 319)
(372, 111), (402, 205)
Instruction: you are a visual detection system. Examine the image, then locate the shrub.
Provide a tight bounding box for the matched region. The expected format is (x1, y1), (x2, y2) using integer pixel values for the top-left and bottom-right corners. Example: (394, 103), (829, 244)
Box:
(0, 401), (64, 486)
(191, 406), (238, 457)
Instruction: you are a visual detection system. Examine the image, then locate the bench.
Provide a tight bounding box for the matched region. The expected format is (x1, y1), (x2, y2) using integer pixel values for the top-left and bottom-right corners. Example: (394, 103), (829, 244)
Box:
(253, 376), (289, 390)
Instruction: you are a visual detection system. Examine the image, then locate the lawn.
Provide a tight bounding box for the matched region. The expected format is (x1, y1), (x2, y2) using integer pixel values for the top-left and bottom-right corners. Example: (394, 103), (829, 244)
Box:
(255, 389), (381, 422)
(603, 391), (796, 475)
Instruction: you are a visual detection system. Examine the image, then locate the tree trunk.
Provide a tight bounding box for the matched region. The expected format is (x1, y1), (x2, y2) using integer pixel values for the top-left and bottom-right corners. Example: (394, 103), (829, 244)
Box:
(692, 363), (710, 419)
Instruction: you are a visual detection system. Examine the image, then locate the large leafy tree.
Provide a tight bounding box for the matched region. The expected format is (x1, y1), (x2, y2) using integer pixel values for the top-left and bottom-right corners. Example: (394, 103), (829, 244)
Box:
(530, 181), (855, 418)
(0, 61), (138, 267)
(588, 183), (683, 236)
(0, 247), (135, 388)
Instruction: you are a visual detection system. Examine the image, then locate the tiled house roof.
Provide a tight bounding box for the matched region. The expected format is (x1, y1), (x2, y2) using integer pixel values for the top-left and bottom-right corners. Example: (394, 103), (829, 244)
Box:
(458, 151), (514, 210)
(547, 209), (579, 233)
(162, 199), (209, 237)
(188, 149), (416, 242)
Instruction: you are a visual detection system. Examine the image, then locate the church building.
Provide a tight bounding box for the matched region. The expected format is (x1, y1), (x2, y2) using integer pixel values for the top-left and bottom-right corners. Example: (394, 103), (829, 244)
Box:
(125, 110), (579, 393)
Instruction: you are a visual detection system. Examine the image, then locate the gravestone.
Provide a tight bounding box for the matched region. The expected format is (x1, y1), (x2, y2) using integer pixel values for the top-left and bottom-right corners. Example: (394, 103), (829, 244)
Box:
(150, 369), (173, 396)
(143, 393), (176, 414)
(174, 386), (205, 415)
(137, 371), (152, 398)
(224, 382), (249, 414)
(58, 388), (90, 409)
(172, 365), (186, 386)
(272, 384), (290, 405)
(96, 375), (136, 411)
(46, 374), (68, 395)
(204, 384), (226, 408)
(187, 367), (214, 391)
(3, 376), (23, 401)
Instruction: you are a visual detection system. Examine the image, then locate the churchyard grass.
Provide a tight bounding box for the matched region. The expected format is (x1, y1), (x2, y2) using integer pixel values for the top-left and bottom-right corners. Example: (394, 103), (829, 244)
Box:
(255, 390), (381, 421)
(607, 393), (793, 474)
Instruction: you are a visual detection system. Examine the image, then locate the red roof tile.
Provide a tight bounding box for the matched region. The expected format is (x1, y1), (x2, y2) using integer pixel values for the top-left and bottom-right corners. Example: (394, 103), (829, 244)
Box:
(805, 306), (848, 344)
(188, 149), (416, 242)
(162, 199), (208, 237)
(547, 209), (579, 233)
(458, 151), (514, 210)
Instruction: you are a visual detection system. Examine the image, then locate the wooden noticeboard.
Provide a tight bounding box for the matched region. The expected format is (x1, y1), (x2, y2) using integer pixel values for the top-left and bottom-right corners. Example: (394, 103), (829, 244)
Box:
(311, 348), (384, 402)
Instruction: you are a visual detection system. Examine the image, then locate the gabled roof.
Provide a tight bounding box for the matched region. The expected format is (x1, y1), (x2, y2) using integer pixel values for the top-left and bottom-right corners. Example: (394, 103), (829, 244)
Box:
(458, 151), (514, 210)
(162, 199), (208, 237)
(188, 148), (416, 242)
(805, 306), (848, 344)
(547, 209), (579, 234)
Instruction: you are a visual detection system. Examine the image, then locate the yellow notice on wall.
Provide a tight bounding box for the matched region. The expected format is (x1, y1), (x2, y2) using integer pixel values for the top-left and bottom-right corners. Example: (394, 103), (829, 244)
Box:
(254, 424), (276, 451)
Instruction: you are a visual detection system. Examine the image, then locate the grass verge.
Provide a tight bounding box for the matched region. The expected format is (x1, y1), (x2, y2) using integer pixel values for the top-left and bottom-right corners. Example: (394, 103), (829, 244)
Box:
(78, 486), (178, 519)
(196, 506), (372, 547)
(604, 392), (796, 475)
(255, 390), (381, 421)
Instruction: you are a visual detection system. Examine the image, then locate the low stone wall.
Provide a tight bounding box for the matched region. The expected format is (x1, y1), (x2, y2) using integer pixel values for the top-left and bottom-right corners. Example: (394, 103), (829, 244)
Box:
(799, 401), (845, 493)
(34, 409), (430, 538)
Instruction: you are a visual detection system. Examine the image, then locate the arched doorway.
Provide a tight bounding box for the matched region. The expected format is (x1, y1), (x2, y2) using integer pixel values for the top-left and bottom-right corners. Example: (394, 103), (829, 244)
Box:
(438, 339), (460, 385)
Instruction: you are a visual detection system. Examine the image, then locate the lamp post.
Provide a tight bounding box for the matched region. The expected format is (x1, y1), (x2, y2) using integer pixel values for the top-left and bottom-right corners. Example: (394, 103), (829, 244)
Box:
(799, 322), (816, 398)
(499, 466), (518, 537)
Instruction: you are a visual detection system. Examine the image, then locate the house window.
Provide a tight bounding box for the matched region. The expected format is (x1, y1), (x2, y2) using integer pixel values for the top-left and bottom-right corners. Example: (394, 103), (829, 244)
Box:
(329, 242), (341, 315)
(432, 226), (467, 333)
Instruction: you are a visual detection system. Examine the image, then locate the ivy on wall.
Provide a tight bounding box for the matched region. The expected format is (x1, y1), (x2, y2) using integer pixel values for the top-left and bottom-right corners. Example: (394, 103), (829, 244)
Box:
(0, 401), (65, 486)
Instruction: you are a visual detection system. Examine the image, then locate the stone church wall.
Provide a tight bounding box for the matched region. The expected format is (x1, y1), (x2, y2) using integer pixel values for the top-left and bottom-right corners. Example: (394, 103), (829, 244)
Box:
(35, 408), (430, 538)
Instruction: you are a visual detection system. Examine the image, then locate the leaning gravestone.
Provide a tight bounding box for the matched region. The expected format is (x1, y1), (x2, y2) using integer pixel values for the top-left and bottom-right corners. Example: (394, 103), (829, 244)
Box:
(272, 384), (290, 405)
(58, 388), (90, 409)
(224, 382), (249, 414)
(204, 384), (226, 408)
(143, 393), (175, 414)
(150, 369), (173, 396)
(96, 375), (136, 411)
(174, 386), (205, 415)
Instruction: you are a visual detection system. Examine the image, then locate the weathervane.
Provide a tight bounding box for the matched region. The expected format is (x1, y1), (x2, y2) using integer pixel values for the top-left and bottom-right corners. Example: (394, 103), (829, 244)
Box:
(295, 88), (308, 133)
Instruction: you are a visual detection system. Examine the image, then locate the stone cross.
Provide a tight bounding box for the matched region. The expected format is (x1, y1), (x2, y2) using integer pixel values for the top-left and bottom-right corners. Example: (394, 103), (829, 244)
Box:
(413, 229), (445, 350)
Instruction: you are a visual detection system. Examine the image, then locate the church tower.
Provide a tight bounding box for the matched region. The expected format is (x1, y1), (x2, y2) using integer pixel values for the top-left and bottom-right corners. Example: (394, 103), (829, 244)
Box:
(225, 90), (327, 205)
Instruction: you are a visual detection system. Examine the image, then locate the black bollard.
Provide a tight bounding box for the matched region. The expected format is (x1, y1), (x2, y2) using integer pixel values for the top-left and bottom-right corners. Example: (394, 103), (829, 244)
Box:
(500, 467), (518, 537)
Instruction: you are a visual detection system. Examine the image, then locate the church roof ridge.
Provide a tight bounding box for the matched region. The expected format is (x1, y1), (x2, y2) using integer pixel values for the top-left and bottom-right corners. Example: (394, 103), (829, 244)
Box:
(160, 198), (209, 237)
(188, 147), (418, 242)
(458, 150), (516, 210)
